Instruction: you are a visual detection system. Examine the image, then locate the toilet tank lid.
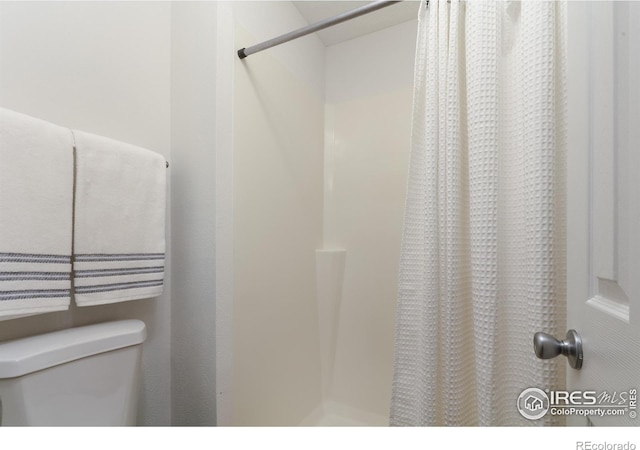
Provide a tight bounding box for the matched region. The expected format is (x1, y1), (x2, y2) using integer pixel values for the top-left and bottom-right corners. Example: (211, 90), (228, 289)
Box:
(0, 320), (146, 379)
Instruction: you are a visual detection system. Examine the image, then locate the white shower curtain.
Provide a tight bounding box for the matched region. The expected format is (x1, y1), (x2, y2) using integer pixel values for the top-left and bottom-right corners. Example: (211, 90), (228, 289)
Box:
(391, 0), (566, 426)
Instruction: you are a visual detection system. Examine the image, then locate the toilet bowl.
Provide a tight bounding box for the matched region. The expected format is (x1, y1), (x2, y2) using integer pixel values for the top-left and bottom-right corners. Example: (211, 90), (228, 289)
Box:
(0, 319), (146, 426)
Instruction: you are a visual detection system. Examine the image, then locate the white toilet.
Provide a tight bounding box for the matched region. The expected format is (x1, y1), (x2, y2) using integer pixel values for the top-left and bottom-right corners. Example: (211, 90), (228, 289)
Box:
(0, 319), (146, 426)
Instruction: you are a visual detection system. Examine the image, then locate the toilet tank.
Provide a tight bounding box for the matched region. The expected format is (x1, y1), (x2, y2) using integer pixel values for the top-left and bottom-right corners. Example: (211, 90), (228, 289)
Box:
(0, 320), (146, 426)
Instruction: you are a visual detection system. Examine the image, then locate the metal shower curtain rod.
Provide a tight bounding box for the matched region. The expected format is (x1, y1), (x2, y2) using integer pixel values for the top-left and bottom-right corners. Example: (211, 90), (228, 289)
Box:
(237, 0), (404, 59)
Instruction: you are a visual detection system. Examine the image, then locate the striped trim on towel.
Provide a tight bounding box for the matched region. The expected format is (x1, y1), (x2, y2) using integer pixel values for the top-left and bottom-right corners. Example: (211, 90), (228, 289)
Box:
(0, 252), (72, 306)
(0, 289), (71, 301)
(0, 252), (71, 264)
(73, 253), (165, 305)
(74, 266), (164, 278)
(75, 279), (164, 294)
(74, 253), (164, 262)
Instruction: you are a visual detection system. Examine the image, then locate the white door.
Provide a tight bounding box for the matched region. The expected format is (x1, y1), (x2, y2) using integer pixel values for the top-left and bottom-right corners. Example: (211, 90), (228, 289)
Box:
(566, 1), (640, 426)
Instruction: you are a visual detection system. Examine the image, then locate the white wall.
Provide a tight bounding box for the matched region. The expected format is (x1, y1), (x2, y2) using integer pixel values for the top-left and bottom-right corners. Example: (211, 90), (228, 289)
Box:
(0, 0), (228, 427)
(0, 1), (172, 425)
(322, 19), (417, 419)
(170, 1), (219, 426)
(231, 1), (325, 426)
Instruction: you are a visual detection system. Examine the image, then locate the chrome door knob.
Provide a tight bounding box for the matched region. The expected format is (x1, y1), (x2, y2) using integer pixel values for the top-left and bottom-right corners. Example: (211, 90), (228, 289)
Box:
(533, 329), (583, 370)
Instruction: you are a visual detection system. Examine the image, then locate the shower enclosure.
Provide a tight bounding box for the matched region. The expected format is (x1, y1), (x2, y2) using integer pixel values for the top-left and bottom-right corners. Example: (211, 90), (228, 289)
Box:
(229, 1), (418, 426)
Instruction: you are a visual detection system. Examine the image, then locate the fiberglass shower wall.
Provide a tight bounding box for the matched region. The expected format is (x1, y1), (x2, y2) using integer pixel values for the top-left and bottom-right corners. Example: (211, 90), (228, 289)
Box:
(317, 19), (416, 424)
(232, 1), (416, 426)
(233, 1), (325, 426)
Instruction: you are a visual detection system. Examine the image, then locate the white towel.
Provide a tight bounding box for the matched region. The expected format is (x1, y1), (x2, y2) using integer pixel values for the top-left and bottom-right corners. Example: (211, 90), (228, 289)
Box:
(0, 108), (74, 318)
(72, 130), (166, 306)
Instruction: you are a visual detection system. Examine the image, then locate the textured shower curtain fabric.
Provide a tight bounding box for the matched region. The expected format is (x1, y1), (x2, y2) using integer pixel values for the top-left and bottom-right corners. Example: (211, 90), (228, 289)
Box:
(391, 0), (566, 426)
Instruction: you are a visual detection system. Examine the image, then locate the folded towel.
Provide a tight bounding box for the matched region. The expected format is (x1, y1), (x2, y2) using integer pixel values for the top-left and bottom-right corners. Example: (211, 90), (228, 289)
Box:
(72, 130), (166, 306)
(0, 108), (74, 319)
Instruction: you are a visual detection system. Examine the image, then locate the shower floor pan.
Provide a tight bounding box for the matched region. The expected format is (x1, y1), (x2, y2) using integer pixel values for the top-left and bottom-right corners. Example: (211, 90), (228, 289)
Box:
(300, 400), (388, 427)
